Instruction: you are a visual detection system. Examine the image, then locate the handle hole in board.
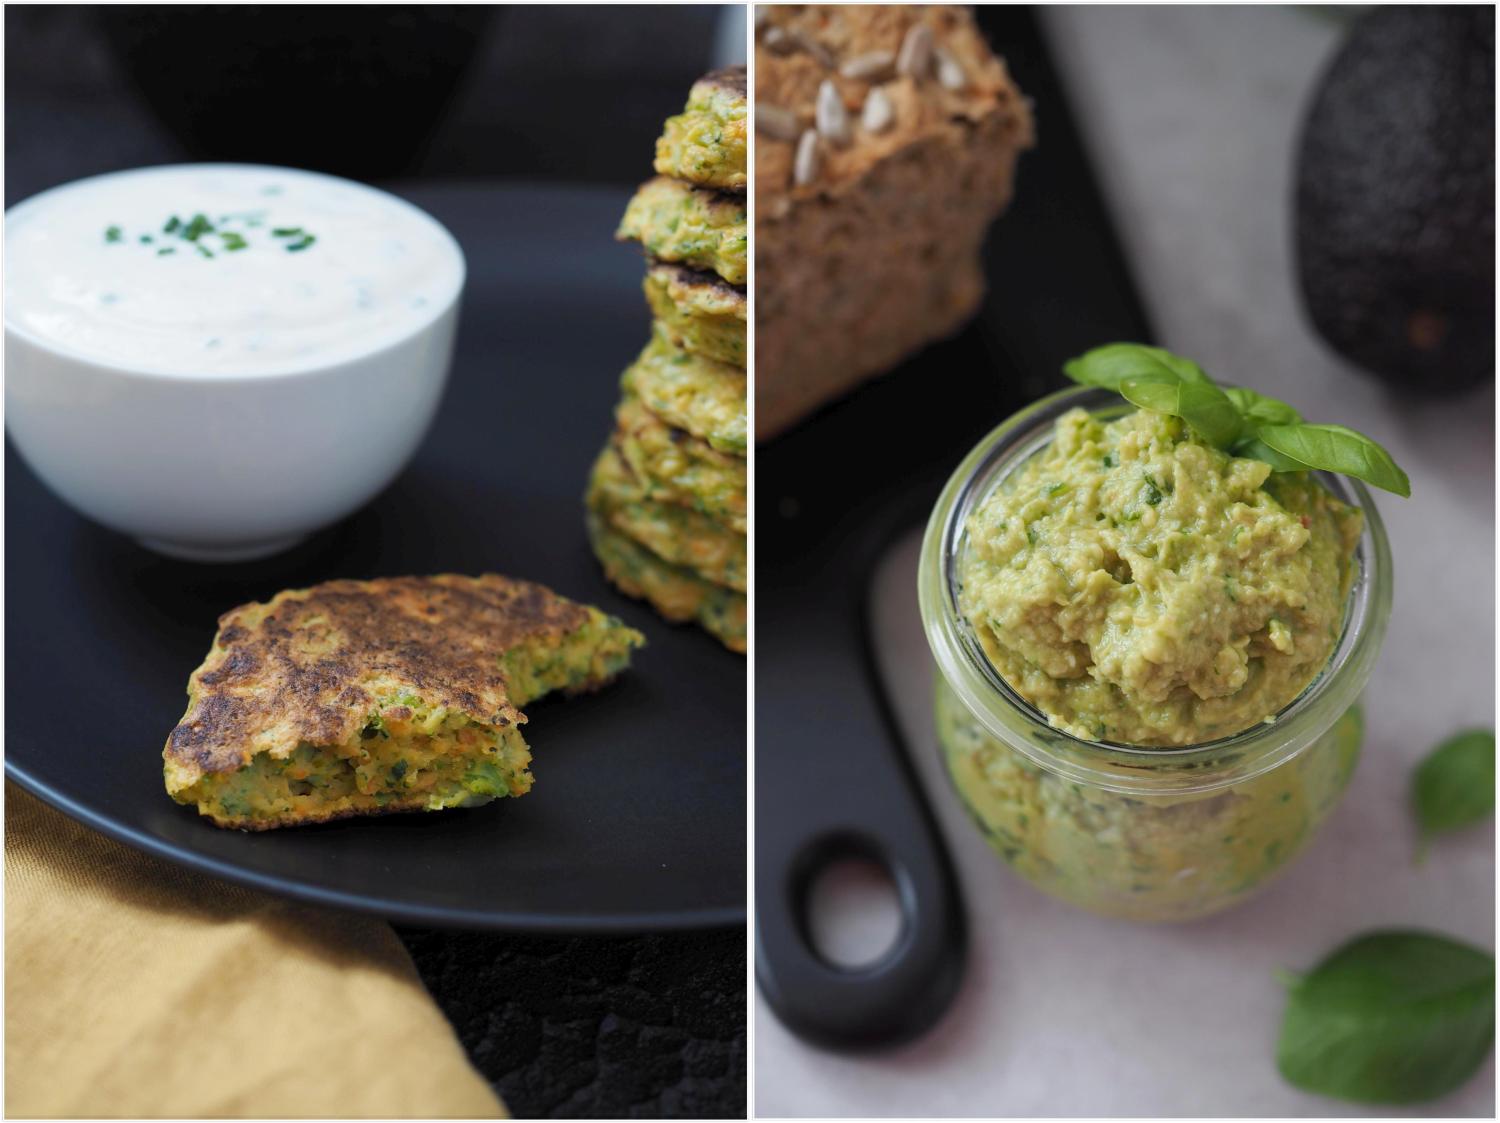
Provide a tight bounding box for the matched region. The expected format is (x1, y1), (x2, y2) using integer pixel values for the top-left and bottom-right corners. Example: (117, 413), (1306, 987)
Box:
(803, 855), (905, 971)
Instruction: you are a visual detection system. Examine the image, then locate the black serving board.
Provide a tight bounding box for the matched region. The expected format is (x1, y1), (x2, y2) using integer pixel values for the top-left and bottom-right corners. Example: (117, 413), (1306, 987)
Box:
(5, 183), (746, 933)
(754, 9), (1154, 1049)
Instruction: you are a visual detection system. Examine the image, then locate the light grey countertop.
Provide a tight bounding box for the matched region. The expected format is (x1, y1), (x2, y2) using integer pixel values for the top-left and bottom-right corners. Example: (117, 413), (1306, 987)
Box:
(755, 6), (1495, 1116)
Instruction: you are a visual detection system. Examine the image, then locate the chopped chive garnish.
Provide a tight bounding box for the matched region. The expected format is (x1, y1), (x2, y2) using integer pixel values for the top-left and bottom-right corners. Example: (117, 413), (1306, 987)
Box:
(183, 213), (214, 241)
(126, 212), (318, 258)
(104, 225), (123, 243)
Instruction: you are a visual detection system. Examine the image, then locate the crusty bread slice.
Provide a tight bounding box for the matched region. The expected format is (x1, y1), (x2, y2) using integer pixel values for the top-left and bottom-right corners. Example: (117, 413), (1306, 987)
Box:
(755, 5), (1034, 440)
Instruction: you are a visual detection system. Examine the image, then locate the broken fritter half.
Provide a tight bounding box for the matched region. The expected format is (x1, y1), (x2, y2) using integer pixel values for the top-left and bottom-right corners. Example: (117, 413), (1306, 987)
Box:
(163, 574), (644, 830)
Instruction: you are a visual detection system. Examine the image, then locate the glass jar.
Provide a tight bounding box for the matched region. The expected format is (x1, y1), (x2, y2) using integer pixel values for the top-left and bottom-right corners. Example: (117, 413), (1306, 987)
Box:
(918, 386), (1393, 922)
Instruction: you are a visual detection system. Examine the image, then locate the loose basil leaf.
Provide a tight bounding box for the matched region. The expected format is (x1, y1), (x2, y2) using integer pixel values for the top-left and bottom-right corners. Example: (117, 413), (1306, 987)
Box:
(1276, 930), (1494, 1104)
(1063, 343), (1210, 391)
(1120, 377), (1242, 449)
(1413, 729), (1495, 846)
(1258, 423), (1412, 497)
(1231, 435), (1313, 473)
(1225, 386), (1303, 426)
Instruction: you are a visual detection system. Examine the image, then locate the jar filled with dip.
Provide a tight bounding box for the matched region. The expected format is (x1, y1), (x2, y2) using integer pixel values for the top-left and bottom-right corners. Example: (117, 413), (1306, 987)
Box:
(918, 385), (1393, 922)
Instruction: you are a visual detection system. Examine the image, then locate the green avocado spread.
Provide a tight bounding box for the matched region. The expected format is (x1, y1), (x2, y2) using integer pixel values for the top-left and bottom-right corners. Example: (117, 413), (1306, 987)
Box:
(959, 407), (1363, 747)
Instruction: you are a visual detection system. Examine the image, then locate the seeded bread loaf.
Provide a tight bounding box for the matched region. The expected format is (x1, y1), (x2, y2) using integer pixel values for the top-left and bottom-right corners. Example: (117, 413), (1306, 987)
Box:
(755, 5), (1034, 440)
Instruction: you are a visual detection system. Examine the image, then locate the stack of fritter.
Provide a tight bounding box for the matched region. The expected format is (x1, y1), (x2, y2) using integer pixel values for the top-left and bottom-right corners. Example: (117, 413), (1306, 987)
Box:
(586, 65), (748, 654)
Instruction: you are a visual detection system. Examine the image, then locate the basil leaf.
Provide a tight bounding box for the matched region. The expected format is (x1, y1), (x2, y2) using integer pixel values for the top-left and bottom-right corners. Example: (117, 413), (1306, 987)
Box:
(1257, 423), (1411, 497)
(1120, 377), (1242, 449)
(1413, 729), (1495, 845)
(1225, 386), (1302, 426)
(1063, 343), (1210, 391)
(1059, 343), (1411, 492)
(1277, 931), (1494, 1104)
(1231, 435), (1313, 473)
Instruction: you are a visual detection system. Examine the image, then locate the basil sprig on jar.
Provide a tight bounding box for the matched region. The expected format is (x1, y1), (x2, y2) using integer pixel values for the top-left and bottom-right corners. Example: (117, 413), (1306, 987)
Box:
(1064, 343), (1411, 497)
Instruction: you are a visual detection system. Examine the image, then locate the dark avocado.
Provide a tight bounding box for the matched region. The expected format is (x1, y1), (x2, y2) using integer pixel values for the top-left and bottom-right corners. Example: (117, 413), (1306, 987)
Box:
(1294, 6), (1494, 395)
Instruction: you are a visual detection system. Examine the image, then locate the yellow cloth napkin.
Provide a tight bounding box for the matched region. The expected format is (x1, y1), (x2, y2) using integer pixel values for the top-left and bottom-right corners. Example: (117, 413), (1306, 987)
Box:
(5, 783), (505, 1119)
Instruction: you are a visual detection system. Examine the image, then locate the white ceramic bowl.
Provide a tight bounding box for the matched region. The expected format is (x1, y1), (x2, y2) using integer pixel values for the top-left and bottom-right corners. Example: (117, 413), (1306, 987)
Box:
(4, 165), (465, 562)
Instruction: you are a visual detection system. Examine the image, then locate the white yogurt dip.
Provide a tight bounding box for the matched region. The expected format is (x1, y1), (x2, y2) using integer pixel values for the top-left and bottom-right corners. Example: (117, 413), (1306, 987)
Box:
(5, 163), (465, 561)
(4, 163), (465, 376)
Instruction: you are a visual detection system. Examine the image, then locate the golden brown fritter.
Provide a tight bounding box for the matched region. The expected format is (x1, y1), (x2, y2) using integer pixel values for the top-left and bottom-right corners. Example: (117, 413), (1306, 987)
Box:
(643, 261), (747, 367)
(164, 575), (642, 829)
(654, 65), (749, 191)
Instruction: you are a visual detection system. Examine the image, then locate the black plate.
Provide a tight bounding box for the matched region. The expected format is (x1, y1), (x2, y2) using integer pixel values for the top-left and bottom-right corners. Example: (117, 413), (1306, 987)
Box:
(5, 183), (746, 932)
(754, 9), (1153, 1048)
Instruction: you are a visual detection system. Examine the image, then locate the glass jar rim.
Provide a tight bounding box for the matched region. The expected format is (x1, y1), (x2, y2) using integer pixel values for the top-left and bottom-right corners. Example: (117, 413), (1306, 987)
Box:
(918, 385), (1394, 795)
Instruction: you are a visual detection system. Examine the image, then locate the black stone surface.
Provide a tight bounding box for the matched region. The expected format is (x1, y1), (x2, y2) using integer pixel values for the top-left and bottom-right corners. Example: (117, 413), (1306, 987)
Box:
(397, 928), (746, 1118)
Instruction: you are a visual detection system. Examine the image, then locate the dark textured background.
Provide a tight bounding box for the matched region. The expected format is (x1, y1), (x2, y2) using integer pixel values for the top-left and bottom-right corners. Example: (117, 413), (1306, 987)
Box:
(4, 4), (732, 202)
(4, 6), (746, 1117)
(398, 928), (746, 1118)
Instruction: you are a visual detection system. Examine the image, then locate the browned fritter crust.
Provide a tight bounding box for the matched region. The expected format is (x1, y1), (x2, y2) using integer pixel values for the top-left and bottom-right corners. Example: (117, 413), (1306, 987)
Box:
(165, 575), (592, 786)
(649, 260), (745, 303)
(699, 64), (747, 98)
(223, 800), (422, 832)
